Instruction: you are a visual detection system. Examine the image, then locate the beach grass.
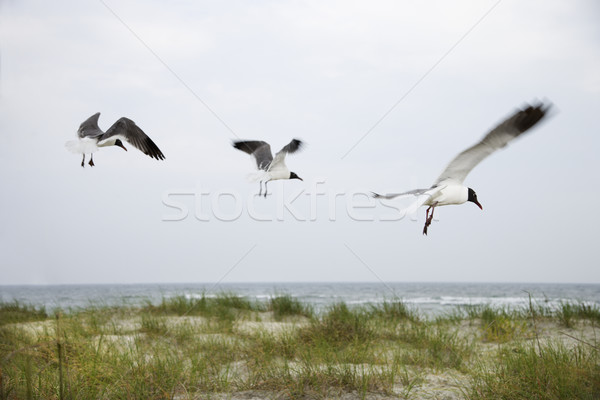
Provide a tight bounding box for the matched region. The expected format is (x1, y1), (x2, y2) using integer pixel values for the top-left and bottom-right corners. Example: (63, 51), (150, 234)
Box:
(269, 293), (313, 321)
(0, 296), (598, 399)
(0, 301), (48, 326)
(467, 340), (600, 399)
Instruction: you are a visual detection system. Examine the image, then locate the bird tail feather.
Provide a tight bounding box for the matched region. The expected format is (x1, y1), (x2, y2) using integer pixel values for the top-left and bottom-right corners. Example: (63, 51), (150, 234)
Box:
(65, 140), (97, 154)
(404, 195), (430, 215)
(246, 171), (269, 182)
(65, 140), (81, 153)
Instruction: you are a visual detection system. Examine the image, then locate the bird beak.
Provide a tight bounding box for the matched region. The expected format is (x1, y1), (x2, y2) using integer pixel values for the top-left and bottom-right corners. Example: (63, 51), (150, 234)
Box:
(298, 177), (303, 181)
(117, 143), (127, 151)
(474, 200), (483, 210)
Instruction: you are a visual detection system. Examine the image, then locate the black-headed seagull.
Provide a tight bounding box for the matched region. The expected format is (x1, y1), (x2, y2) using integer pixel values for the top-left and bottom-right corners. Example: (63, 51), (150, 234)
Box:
(233, 138), (304, 197)
(65, 112), (165, 167)
(373, 101), (552, 235)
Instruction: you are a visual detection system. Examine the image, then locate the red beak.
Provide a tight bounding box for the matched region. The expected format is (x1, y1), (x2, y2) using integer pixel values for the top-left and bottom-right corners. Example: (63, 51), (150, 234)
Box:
(117, 143), (127, 151)
(475, 200), (483, 210)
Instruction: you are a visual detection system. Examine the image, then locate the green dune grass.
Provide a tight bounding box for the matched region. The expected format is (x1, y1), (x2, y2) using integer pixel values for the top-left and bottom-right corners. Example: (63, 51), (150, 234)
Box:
(0, 296), (598, 399)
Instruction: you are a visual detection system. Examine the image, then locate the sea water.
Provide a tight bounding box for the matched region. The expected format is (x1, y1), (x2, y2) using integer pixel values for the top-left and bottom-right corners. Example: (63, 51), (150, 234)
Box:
(1, 282), (599, 316)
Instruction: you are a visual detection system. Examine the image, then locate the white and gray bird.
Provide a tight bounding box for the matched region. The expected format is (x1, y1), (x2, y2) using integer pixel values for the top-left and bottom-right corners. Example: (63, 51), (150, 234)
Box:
(373, 102), (552, 235)
(233, 138), (304, 197)
(65, 112), (165, 167)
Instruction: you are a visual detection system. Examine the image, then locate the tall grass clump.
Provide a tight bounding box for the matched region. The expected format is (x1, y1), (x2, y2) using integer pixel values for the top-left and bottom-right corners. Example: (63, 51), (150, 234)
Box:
(395, 323), (473, 371)
(464, 305), (528, 342)
(368, 299), (418, 323)
(140, 313), (169, 335)
(469, 340), (600, 399)
(269, 294), (313, 320)
(556, 301), (600, 328)
(144, 293), (263, 320)
(0, 301), (48, 325)
(279, 362), (396, 398)
(299, 303), (372, 347)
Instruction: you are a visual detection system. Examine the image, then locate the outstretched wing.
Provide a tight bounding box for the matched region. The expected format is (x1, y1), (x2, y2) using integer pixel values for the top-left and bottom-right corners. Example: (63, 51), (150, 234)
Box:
(271, 139), (304, 169)
(373, 186), (445, 215)
(100, 118), (165, 160)
(77, 112), (103, 138)
(232, 140), (273, 170)
(433, 102), (551, 185)
(371, 188), (431, 200)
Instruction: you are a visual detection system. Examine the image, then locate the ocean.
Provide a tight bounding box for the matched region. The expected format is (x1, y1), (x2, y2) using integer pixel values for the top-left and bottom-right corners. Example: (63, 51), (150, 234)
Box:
(1, 282), (599, 316)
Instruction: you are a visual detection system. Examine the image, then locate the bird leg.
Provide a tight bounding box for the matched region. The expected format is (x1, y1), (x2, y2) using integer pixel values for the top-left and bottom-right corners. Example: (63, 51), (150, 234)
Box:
(81, 154), (85, 168)
(264, 180), (269, 197)
(88, 154), (95, 167)
(258, 181), (263, 196)
(423, 203), (438, 235)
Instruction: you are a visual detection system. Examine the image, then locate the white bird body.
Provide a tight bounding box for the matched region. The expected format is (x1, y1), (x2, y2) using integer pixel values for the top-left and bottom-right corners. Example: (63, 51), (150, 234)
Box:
(424, 181), (468, 207)
(245, 154), (292, 182)
(97, 135), (125, 148)
(266, 157), (292, 181)
(65, 135), (127, 155)
(373, 102), (551, 234)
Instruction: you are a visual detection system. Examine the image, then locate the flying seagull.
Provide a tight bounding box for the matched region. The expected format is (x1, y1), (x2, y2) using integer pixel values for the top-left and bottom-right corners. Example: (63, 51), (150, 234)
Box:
(65, 112), (165, 167)
(233, 138), (304, 197)
(373, 101), (552, 235)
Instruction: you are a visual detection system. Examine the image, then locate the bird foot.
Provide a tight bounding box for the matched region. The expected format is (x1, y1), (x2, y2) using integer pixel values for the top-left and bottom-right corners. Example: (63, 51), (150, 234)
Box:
(423, 216), (433, 235)
(88, 159), (95, 167)
(423, 206), (435, 235)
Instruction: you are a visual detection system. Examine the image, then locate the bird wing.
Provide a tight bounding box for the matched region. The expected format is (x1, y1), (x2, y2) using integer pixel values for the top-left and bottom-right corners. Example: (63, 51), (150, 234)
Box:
(278, 138), (303, 155)
(232, 140), (273, 170)
(371, 188), (431, 200)
(100, 117), (165, 160)
(433, 102), (551, 185)
(373, 186), (446, 215)
(270, 139), (303, 170)
(77, 112), (103, 138)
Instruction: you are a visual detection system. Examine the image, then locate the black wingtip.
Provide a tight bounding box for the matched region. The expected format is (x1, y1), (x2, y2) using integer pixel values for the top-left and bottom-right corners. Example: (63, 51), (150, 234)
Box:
(280, 138), (304, 154)
(232, 140), (271, 157)
(142, 136), (165, 161)
(232, 141), (244, 150)
(291, 138), (304, 151)
(232, 140), (254, 153)
(516, 101), (552, 133)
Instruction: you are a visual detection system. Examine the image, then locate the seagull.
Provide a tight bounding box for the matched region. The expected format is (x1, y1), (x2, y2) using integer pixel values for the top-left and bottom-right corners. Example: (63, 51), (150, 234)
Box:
(373, 101), (552, 235)
(233, 138), (304, 197)
(65, 112), (165, 167)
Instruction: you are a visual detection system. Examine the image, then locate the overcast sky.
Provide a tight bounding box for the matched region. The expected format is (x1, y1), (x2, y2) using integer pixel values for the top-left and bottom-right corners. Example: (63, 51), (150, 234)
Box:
(1, 0), (599, 285)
